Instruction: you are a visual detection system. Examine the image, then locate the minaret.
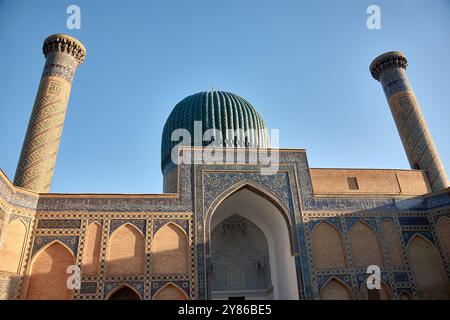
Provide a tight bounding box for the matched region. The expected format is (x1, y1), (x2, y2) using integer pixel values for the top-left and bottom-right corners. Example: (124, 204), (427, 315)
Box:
(14, 34), (86, 193)
(370, 51), (449, 192)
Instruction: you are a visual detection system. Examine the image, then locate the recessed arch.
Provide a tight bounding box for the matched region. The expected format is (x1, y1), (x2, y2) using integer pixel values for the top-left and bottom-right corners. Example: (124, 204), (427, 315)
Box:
(106, 284), (141, 300)
(349, 221), (383, 267)
(209, 182), (299, 300)
(206, 180), (296, 256)
(0, 218), (27, 273)
(399, 291), (412, 300)
(407, 233), (450, 299)
(152, 282), (189, 300)
(107, 223), (145, 275)
(359, 280), (392, 300)
(211, 214), (272, 298)
(26, 240), (75, 300)
(381, 220), (404, 266)
(320, 277), (352, 300)
(82, 222), (102, 275)
(311, 221), (347, 269)
(152, 222), (189, 275)
(436, 216), (450, 259)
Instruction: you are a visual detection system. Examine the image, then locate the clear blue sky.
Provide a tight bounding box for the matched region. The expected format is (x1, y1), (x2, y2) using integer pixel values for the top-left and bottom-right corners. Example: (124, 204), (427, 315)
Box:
(0, 0), (449, 193)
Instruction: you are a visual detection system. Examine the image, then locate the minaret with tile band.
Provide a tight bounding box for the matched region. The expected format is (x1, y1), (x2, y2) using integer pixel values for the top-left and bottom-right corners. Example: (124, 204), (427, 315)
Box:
(370, 51), (448, 192)
(14, 34), (86, 193)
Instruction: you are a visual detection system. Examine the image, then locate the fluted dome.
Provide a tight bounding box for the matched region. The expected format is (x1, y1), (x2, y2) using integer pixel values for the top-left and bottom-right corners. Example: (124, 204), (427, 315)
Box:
(161, 91), (270, 171)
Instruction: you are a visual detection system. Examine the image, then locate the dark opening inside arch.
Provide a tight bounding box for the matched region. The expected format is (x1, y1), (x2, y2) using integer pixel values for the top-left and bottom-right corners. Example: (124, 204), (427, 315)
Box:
(108, 286), (141, 300)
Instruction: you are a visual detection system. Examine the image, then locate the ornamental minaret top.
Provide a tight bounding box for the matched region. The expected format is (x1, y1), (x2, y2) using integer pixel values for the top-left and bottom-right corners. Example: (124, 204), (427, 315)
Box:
(43, 33), (86, 65)
(370, 51), (408, 81)
(370, 51), (449, 192)
(14, 34), (86, 193)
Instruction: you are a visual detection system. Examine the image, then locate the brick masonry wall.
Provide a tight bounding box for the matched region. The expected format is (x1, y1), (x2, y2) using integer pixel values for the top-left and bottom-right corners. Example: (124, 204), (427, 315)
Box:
(0, 150), (449, 300)
(310, 168), (431, 196)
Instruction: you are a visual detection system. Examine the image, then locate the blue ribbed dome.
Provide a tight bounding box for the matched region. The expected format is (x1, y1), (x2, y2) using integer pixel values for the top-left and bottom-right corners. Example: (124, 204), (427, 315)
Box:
(161, 91), (270, 171)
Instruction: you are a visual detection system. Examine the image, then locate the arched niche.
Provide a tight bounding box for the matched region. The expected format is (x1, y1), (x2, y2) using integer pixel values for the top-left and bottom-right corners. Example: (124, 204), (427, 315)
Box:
(311, 221), (346, 269)
(407, 234), (450, 299)
(211, 214), (271, 299)
(0, 218), (27, 273)
(26, 241), (75, 300)
(320, 277), (352, 300)
(349, 221), (383, 267)
(107, 285), (141, 300)
(82, 222), (102, 275)
(107, 224), (145, 275)
(209, 184), (299, 300)
(152, 223), (189, 275)
(153, 283), (188, 300)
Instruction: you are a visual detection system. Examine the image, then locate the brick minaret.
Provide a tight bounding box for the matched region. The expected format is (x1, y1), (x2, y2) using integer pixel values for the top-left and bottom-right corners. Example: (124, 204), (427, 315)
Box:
(14, 34), (86, 193)
(370, 51), (448, 192)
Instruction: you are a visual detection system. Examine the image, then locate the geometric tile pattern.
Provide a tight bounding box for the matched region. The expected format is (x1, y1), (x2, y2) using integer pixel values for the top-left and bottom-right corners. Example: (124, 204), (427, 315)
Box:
(37, 219), (82, 229)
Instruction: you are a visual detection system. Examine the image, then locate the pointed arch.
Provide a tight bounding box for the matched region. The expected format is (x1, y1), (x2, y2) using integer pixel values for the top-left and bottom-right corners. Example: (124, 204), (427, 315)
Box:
(107, 223), (145, 275)
(31, 239), (76, 260)
(208, 181), (300, 299)
(359, 280), (391, 300)
(407, 234), (450, 299)
(106, 284), (141, 300)
(0, 218), (27, 273)
(436, 216), (450, 259)
(152, 222), (189, 275)
(320, 277), (352, 300)
(205, 180), (296, 256)
(82, 222), (102, 275)
(26, 241), (75, 300)
(152, 282), (188, 300)
(381, 220), (404, 266)
(349, 221), (383, 267)
(311, 221), (347, 269)
(399, 291), (412, 300)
